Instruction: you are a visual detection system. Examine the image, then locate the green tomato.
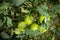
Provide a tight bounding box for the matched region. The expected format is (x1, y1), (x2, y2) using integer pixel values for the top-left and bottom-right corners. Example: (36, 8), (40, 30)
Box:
(39, 15), (50, 23)
(18, 21), (26, 29)
(39, 26), (47, 34)
(24, 15), (34, 25)
(39, 15), (46, 23)
(14, 28), (21, 34)
(30, 23), (38, 31)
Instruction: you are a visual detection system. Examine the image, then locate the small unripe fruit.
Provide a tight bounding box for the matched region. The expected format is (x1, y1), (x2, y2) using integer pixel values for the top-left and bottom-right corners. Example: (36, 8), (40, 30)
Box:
(30, 23), (38, 31)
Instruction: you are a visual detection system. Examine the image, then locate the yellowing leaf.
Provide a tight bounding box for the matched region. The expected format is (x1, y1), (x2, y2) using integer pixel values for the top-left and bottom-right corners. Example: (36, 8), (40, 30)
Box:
(21, 7), (30, 13)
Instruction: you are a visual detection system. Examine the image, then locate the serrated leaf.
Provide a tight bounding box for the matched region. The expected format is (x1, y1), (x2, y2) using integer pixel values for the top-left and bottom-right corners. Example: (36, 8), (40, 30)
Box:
(6, 17), (13, 27)
(37, 6), (49, 17)
(51, 4), (60, 12)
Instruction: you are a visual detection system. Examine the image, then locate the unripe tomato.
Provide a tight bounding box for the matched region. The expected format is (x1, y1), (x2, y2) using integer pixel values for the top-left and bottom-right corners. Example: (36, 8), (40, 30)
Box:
(18, 21), (26, 32)
(39, 15), (50, 23)
(39, 26), (47, 34)
(24, 15), (34, 25)
(39, 15), (46, 23)
(30, 23), (38, 31)
(18, 21), (26, 29)
(14, 28), (21, 34)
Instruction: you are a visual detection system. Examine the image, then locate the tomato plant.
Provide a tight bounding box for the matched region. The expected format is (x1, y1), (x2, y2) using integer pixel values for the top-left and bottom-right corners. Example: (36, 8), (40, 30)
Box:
(0, 0), (60, 40)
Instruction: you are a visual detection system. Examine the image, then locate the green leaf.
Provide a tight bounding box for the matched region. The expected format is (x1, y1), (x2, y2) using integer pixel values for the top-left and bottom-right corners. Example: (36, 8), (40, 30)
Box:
(0, 17), (6, 28)
(0, 20), (3, 27)
(1, 32), (10, 39)
(51, 4), (60, 12)
(6, 17), (13, 27)
(41, 5), (48, 11)
(0, 2), (10, 10)
(37, 6), (49, 17)
(6, 0), (26, 6)
(11, 11), (15, 15)
(15, 0), (26, 6)
(55, 9), (60, 14)
(25, 29), (40, 36)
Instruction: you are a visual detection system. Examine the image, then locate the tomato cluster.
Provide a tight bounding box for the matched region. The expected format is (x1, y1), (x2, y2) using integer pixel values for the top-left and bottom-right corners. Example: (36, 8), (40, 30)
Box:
(14, 14), (50, 34)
